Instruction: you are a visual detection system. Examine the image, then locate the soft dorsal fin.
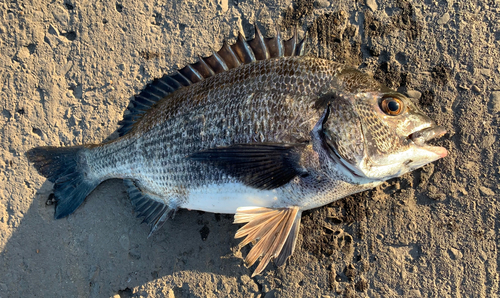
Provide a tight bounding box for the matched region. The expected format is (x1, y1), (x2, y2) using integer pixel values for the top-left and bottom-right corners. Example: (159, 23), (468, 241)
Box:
(117, 25), (307, 136)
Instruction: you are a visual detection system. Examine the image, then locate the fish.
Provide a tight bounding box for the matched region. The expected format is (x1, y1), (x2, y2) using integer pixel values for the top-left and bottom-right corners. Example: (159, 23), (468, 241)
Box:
(26, 26), (448, 276)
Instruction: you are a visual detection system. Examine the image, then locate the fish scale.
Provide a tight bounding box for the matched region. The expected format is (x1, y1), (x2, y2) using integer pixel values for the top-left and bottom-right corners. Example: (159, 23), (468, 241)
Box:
(27, 26), (447, 276)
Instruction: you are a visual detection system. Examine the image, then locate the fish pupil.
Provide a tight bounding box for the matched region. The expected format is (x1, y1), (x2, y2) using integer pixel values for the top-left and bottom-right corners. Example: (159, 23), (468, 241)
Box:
(388, 100), (399, 111)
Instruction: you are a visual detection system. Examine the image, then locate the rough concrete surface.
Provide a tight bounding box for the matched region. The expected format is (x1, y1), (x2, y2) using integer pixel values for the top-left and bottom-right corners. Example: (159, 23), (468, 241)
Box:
(1, 0), (499, 297)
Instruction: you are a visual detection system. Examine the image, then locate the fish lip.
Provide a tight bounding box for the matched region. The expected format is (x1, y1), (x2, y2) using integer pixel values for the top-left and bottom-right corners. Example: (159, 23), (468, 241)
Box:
(407, 126), (448, 158)
(408, 126), (447, 144)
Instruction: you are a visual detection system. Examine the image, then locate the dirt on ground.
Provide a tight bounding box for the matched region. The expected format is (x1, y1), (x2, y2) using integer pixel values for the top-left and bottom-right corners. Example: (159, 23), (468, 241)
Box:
(1, 0), (499, 297)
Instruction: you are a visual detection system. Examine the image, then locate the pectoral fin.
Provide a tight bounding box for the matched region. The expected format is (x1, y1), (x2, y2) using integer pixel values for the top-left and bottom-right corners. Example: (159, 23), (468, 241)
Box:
(234, 206), (302, 276)
(188, 143), (308, 190)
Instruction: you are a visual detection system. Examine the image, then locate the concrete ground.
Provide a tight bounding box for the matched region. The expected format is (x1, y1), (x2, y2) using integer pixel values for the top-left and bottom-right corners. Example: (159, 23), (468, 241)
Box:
(1, 0), (499, 297)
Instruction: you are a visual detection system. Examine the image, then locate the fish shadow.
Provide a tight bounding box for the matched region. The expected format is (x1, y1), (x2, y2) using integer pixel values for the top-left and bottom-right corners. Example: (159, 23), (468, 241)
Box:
(0, 178), (251, 297)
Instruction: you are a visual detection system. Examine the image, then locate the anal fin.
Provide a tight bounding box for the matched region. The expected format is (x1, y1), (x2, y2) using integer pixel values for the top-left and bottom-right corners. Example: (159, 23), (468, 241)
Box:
(124, 179), (176, 237)
(234, 206), (302, 276)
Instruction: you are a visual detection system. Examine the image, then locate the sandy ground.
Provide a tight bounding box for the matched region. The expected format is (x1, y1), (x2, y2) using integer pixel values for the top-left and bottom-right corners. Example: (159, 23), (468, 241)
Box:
(1, 0), (499, 297)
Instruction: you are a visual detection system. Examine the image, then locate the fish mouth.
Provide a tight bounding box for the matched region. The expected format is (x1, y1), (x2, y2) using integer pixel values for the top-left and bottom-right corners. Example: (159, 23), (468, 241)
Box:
(408, 126), (448, 158)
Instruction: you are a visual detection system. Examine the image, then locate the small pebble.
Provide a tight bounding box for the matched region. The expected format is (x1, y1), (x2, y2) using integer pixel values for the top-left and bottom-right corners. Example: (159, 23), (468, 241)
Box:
(479, 68), (491, 77)
(48, 24), (59, 35)
(315, 0), (330, 8)
(448, 247), (463, 260)
(437, 12), (450, 25)
(406, 90), (422, 99)
(366, 0), (378, 11)
(119, 234), (130, 250)
(489, 91), (500, 113)
(479, 186), (495, 196)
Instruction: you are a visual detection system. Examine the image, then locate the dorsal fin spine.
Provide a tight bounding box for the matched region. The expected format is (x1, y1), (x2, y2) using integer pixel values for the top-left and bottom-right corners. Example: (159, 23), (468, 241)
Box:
(276, 29), (284, 58)
(232, 33), (256, 64)
(214, 51), (229, 71)
(191, 60), (212, 78)
(197, 57), (216, 77)
(131, 101), (150, 110)
(162, 76), (182, 89)
(295, 30), (307, 56)
(150, 84), (169, 96)
(219, 41), (242, 68)
(155, 80), (175, 93)
(284, 26), (298, 57)
(264, 27), (283, 58)
(170, 71), (192, 86)
(181, 64), (203, 83)
(144, 88), (164, 99)
(248, 25), (270, 60)
(138, 91), (161, 102)
(276, 29), (283, 57)
(135, 95), (156, 105)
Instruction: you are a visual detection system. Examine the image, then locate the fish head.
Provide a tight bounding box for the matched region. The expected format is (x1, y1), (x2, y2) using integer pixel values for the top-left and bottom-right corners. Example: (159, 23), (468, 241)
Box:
(320, 90), (447, 181)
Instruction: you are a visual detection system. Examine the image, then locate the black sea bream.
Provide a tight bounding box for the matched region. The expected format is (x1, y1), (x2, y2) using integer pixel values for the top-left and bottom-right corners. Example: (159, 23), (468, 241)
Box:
(27, 27), (447, 276)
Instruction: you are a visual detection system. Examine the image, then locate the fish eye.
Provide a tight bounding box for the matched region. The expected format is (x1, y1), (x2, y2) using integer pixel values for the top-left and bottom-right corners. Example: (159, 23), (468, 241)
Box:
(381, 97), (404, 116)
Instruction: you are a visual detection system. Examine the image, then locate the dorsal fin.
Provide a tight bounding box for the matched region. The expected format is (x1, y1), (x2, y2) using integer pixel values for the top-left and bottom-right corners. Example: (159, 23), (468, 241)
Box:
(118, 25), (307, 136)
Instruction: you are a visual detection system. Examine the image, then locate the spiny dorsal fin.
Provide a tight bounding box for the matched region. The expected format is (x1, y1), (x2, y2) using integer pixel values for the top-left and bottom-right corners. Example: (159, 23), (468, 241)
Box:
(118, 25), (307, 136)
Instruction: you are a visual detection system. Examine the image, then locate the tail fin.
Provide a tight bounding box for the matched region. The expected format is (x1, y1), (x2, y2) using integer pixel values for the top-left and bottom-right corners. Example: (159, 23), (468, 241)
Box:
(26, 146), (100, 219)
